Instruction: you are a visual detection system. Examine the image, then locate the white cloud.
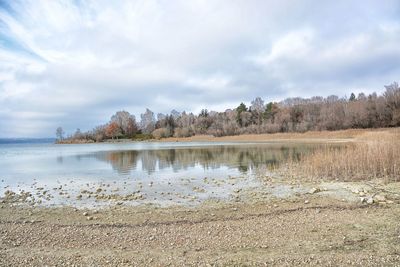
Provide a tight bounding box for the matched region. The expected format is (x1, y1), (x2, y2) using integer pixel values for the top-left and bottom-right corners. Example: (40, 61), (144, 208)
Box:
(0, 0), (400, 137)
(253, 29), (315, 65)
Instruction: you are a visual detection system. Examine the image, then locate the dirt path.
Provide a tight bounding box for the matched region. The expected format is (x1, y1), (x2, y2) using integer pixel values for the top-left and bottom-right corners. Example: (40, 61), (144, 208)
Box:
(1, 196), (400, 266)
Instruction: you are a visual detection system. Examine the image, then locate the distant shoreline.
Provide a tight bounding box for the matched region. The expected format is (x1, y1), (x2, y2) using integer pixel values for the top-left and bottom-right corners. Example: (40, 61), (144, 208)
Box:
(55, 128), (398, 144)
(0, 138), (55, 145)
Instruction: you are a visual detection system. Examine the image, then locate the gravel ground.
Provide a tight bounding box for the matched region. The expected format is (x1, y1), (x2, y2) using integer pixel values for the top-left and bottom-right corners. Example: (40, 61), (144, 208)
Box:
(1, 194), (400, 266)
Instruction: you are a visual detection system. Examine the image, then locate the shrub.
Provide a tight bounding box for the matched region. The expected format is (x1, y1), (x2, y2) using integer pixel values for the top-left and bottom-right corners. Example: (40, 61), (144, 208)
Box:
(173, 127), (192, 138)
(152, 128), (172, 139)
(132, 133), (153, 141)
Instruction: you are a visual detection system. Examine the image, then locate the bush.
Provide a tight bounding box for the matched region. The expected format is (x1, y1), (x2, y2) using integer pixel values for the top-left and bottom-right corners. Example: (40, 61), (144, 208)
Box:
(132, 133), (153, 141)
(173, 127), (192, 138)
(152, 128), (172, 139)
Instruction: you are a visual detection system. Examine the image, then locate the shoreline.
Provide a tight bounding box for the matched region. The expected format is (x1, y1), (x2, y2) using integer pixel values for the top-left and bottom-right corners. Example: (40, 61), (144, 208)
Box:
(1, 179), (400, 265)
(2, 128), (399, 265)
(55, 128), (399, 145)
(1, 188), (400, 266)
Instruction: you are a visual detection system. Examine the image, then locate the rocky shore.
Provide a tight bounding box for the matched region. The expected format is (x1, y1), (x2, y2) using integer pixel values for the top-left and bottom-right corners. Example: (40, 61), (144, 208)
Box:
(1, 180), (400, 266)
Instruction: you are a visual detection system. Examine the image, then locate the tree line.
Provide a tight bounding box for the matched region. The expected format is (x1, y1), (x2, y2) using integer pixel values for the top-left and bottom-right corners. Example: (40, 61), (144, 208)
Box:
(56, 82), (400, 142)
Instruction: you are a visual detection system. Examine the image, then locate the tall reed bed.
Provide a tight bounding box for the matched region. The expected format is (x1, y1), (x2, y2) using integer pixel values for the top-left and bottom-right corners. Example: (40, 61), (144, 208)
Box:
(280, 130), (400, 182)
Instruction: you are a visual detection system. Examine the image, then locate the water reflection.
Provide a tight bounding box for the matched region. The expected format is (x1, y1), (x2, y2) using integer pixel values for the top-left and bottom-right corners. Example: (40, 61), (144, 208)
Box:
(78, 144), (320, 175)
(0, 142), (342, 208)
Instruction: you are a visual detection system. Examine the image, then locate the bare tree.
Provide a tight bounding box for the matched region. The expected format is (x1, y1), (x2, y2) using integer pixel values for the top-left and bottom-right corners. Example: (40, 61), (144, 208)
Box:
(140, 108), (156, 134)
(384, 82), (400, 126)
(250, 97), (265, 112)
(250, 97), (265, 126)
(56, 127), (64, 141)
(111, 111), (138, 137)
(170, 109), (181, 119)
(61, 81), (400, 141)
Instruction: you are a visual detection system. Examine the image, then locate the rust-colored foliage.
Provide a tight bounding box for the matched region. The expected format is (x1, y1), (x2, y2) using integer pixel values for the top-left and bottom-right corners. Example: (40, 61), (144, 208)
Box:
(105, 122), (120, 139)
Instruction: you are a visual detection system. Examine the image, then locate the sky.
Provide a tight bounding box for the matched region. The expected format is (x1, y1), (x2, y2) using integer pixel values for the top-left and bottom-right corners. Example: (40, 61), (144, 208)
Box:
(0, 0), (400, 137)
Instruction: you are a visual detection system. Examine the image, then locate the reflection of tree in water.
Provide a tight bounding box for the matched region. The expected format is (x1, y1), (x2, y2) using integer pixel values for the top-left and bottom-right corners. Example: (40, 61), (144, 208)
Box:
(140, 151), (157, 174)
(92, 150), (139, 174)
(90, 144), (324, 175)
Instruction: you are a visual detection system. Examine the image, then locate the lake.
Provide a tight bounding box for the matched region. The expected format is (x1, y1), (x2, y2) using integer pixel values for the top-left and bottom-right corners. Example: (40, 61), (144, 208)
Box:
(0, 141), (323, 207)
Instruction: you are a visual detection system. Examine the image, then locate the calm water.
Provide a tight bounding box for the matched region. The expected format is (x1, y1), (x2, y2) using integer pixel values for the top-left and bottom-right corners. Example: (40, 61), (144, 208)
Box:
(0, 141), (321, 207)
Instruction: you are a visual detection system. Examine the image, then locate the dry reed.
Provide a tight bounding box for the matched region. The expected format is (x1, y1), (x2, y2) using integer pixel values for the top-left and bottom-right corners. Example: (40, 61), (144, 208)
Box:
(280, 129), (400, 182)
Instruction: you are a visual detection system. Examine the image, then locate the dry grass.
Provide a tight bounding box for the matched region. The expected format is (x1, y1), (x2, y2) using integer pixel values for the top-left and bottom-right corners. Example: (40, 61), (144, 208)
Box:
(280, 129), (400, 182)
(161, 128), (398, 143)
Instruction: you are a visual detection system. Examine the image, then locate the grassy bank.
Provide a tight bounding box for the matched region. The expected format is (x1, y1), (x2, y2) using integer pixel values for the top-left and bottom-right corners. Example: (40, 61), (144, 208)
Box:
(57, 128), (398, 144)
(161, 128), (397, 143)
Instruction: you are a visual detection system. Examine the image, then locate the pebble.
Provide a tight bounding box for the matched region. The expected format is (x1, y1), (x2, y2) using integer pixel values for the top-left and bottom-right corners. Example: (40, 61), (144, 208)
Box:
(374, 195), (386, 202)
(309, 188), (320, 194)
(351, 189), (360, 194)
(304, 200), (310, 204)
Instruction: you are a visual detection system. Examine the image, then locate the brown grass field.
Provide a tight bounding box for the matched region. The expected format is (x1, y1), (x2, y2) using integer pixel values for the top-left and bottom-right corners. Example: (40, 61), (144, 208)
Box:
(161, 128), (398, 143)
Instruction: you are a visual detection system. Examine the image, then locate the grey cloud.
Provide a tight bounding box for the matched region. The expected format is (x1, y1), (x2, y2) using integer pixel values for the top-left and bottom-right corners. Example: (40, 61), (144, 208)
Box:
(0, 0), (400, 137)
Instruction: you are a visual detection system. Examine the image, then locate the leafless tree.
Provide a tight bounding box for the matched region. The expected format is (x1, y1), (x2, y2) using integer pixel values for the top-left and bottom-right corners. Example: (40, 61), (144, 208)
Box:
(62, 82), (400, 141)
(56, 127), (64, 141)
(111, 111), (138, 137)
(140, 108), (156, 134)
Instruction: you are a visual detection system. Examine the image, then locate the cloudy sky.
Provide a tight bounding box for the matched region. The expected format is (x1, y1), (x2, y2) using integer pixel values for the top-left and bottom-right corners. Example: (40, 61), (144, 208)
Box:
(0, 0), (400, 137)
